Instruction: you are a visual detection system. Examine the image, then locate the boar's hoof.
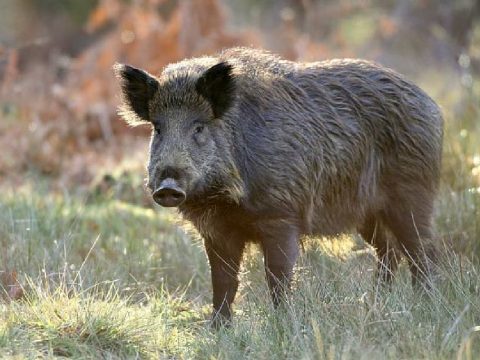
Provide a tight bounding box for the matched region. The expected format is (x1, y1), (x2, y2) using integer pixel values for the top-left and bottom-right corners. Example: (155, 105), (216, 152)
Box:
(210, 312), (231, 330)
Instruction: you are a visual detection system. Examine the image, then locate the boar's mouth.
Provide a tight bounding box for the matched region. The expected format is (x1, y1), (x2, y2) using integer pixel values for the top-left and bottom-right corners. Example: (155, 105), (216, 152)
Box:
(152, 178), (186, 207)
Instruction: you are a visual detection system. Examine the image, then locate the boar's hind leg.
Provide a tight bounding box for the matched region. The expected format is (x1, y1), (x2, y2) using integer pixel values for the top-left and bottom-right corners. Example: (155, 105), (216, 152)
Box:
(205, 237), (246, 327)
(259, 221), (300, 307)
(382, 193), (438, 288)
(358, 215), (399, 283)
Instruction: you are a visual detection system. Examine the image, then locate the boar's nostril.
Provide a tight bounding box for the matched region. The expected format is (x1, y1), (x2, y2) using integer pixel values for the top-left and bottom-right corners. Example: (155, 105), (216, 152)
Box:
(153, 187), (186, 207)
(152, 178), (186, 207)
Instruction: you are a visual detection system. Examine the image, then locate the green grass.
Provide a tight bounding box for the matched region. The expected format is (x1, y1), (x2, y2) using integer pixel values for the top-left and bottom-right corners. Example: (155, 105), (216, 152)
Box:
(0, 174), (479, 359)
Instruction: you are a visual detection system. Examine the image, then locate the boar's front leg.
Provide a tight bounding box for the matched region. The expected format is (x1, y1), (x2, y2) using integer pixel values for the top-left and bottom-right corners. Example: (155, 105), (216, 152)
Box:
(259, 221), (300, 307)
(204, 237), (245, 327)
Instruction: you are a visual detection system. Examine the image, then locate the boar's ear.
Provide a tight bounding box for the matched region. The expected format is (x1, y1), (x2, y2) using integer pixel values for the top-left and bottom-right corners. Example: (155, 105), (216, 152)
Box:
(114, 63), (159, 125)
(195, 62), (235, 119)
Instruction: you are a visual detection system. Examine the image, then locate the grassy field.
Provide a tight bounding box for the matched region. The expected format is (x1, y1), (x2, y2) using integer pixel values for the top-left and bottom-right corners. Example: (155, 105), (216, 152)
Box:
(1, 78), (479, 359)
(1, 181), (479, 359)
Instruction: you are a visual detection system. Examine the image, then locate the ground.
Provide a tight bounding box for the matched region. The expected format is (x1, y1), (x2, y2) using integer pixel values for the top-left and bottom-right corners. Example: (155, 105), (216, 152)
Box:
(0, 151), (479, 358)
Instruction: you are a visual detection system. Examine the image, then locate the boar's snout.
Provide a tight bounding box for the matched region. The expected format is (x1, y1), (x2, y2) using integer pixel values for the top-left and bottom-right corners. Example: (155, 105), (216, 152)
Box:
(152, 178), (186, 207)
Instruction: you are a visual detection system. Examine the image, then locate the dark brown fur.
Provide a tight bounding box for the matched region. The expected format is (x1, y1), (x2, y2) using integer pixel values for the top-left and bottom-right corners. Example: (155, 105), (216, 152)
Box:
(115, 47), (443, 325)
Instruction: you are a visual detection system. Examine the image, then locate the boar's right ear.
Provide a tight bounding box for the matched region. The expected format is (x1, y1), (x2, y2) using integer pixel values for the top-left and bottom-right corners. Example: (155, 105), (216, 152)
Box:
(195, 62), (235, 119)
(114, 63), (159, 125)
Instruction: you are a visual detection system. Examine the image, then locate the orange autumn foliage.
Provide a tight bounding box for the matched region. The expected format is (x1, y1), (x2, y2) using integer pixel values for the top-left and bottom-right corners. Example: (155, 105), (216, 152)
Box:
(0, 0), (257, 183)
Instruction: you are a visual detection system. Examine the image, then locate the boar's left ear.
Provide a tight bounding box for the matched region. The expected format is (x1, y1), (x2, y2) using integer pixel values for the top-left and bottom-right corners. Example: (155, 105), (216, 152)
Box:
(114, 63), (159, 125)
(195, 62), (235, 119)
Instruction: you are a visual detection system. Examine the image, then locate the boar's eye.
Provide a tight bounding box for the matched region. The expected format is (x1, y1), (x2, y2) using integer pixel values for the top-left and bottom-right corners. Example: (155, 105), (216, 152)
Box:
(193, 124), (208, 146)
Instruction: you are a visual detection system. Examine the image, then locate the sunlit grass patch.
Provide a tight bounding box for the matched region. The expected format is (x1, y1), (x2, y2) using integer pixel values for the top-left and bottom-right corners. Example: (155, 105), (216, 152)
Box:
(436, 187), (480, 257)
(0, 181), (209, 296)
(2, 175), (480, 358)
(304, 234), (358, 259)
(0, 279), (204, 358)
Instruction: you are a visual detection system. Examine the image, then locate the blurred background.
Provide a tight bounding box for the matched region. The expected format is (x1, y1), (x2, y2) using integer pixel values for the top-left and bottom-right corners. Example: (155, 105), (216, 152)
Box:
(0, 0), (479, 256)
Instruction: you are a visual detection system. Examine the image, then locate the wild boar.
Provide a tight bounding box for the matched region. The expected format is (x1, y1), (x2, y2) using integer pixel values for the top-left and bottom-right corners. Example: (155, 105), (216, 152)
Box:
(115, 47), (443, 325)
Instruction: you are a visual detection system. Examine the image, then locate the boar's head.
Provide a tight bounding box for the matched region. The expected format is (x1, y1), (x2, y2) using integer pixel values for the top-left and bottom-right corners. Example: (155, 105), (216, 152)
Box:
(115, 61), (242, 207)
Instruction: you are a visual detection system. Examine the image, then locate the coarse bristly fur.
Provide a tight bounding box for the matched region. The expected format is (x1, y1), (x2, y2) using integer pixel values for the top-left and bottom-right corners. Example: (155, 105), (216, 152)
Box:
(114, 47), (444, 326)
